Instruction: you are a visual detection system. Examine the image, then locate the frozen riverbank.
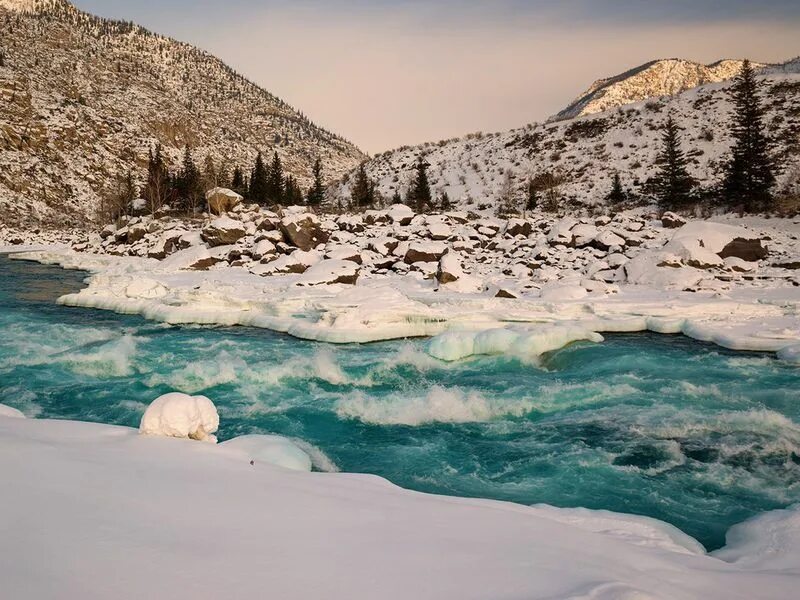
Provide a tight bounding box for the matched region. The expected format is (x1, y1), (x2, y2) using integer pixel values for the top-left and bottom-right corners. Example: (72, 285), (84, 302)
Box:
(1, 408), (799, 600)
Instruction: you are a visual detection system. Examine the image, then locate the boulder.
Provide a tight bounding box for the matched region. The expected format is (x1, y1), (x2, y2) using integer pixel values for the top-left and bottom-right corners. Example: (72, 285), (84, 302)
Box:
(387, 204), (415, 226)
(718, 238), (768, 262)
(297, 259), (360, 285)
(206, 188), (243, 215)
(139, 392), (219, 443)
(661, 212), (687, 229)
(436, 253), (463, 284)
(201, 216), (246, 247)
(405, 241), (448, 264)
(280, 214), (329, 251)
(505, 219), (533, 238)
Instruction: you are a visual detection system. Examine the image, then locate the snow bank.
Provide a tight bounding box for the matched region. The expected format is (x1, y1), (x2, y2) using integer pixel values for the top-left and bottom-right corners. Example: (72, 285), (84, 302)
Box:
(1, 415), (799, 599)
(427, 325), (604, 362)
(139, 392), (219, 443)
(220, 434), (312, 471)
(0, 403), (25, 419)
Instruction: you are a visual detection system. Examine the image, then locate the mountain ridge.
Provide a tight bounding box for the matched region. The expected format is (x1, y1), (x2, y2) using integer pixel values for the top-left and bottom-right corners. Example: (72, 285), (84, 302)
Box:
(551, 58), (766, 122)
(0, 0), (365, 227)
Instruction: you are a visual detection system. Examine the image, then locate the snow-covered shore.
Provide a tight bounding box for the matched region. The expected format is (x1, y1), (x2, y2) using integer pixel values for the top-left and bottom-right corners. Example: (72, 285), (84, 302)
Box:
(1, 408), (799, 600)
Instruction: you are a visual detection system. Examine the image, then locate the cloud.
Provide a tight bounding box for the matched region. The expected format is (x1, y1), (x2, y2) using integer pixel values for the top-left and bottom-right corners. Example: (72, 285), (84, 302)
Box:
(72, 1), (800, 153)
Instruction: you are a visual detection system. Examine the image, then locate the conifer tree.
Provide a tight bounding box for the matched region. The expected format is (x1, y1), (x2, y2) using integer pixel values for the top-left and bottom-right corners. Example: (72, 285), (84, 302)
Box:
(145, 143), (170, 214)
(407, 155), (432, 213)
(306, 157), (325, 206)
(525, 178), (539, 214)
(177, 145), (201, 214)
(722, 59), (776, 213)
(284, 175), (305, 205)
(391, 189), (403, 205)
(351, 163), (375, 208)
(439, 191), (452, 212)
(606, 172), (626, 205)
(654, 114), (695, 212)
(249, 152), (269, 205)
(266, 151), (284, 205)
(231, 165), (246, 197)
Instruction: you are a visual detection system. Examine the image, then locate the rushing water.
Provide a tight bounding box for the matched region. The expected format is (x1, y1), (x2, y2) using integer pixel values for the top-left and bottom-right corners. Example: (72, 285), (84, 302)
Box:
(1, 255), (799, 550)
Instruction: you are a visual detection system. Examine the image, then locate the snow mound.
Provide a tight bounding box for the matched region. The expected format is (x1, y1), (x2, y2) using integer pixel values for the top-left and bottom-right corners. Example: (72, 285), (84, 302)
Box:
(139, 392), (219, 443)
(220, 434), (312, 471)
(0, 404), (25, 419)
(427, 325), (604, 362)
(712, 505), (800, 573)
(778, 344), (800, 365)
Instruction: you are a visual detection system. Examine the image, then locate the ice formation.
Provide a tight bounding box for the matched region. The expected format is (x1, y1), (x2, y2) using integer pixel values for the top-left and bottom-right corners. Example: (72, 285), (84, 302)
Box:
(139, 392), (220, 443)
(220, 434), (313, 471)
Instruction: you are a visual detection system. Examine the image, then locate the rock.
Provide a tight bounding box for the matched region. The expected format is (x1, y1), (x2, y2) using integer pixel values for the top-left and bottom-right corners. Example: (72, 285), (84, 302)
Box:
(505, 219), (533, 238)
(326, 245), (363, 265)
(127, 223), (147, 243)
(591, 230), (626, 251)
(436, 253), (463, 284)
(206, 188), (243, 215)
(337, 215), (365, 233)
(147, 230), (186, 259)
(718, 238), (768, 262)
(297, 259), (360, 285)
(661, 212), (687, 229)
(723, 256), (756, 272)
(428, 222), (452, 241)
(201, 216), (246, 247)
(368, 237), (400, 256)
(405, 241), (448, 264)
(252, 239), (277, 260)
(495, 288), (519, 299)
(387, 204), (415, 226)
(280, 213), (329, 251)
(100, 224), (117, 239)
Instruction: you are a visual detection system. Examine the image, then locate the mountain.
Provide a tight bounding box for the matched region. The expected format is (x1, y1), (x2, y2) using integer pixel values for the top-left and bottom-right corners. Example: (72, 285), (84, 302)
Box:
(0, 0), (365, 227)
(550, 58), (763, 122)
(333, 58), (800, 212)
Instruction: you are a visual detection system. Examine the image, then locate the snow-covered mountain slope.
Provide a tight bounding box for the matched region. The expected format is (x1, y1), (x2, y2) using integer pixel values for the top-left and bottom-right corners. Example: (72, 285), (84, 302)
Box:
(551, 58), (762, 122)
(336, 62), (800, 213)
(0, 0), (365, 227)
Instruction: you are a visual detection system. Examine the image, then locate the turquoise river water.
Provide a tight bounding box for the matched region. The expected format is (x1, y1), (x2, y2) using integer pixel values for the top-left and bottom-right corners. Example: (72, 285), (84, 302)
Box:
(1, 255), (798, 550)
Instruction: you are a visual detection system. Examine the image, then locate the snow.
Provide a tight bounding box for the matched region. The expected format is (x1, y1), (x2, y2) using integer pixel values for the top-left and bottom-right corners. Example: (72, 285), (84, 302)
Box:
(1, 413), (800, 599)
(220, 434), (312, 471)
(0, 403), (26, 419)
(139, 392), (220, 443)
(427, 325), (604, 362)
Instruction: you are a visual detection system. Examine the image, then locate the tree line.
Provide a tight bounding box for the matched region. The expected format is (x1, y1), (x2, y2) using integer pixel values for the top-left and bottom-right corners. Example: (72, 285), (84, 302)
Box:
(100, 147), (327, 222)
(607, 59), (777, 214)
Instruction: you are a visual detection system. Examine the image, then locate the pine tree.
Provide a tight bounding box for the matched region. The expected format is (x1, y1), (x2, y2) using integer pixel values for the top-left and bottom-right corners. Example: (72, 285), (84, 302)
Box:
(266, 151), (284, 205)
(351, 163), (375, 208)
(722, 59), (776, 213)
(525, 178), (539, 214)
(439, 191), (452, 212)
(391, 190), (403, 205)
(306, 157), (325, 206)
(177, 145), (201, 214)
(145, 143), (170, 214)
(249, 152), (269, 205)
(606, 172), (626, 205)
(496, 171), (518, 217)
(654, 114), (695, 212)
(407, 155), (431, 213)
(284, 175), (305, 205)
(231, 165), (246, 197)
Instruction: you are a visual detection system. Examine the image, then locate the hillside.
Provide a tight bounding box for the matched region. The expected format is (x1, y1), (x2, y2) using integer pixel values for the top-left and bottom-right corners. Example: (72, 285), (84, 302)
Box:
(551, 58), (761, 122)
(0, 0), (365, 227)
(334, 60), (800, 213)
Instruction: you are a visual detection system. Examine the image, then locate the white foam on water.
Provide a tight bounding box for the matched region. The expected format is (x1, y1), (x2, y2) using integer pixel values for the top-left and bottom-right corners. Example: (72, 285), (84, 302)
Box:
(62, 334), (138, 378)
(336, 385), (537, 426)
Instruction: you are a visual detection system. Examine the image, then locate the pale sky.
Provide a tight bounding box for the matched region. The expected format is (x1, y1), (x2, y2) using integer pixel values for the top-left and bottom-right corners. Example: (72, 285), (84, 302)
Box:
(72, 1), (800, 154)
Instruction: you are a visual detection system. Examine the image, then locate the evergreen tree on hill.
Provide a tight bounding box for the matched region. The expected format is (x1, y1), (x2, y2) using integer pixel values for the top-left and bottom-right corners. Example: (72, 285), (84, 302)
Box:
(231, 165), (246, 197)
(266, 151), (285, 205)
(249, 152), (269, 205)
(407, 154), (432, 213)
(284, 175), (305, 205)
(606, 172), (627, 205)
(654, 113), (695, 212)
(722, 59), (776, 213)
(351, 162), (375, 209)
(306, 157), (325, 206)
(176, 145), (201, 214)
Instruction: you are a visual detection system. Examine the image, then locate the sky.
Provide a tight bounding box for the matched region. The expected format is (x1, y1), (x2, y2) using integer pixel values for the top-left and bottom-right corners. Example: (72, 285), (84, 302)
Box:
(71, 0), (800, 154)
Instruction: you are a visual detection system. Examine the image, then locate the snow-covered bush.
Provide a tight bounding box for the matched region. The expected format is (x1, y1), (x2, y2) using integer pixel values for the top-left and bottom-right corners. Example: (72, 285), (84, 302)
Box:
(139, 392), (219, 443)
